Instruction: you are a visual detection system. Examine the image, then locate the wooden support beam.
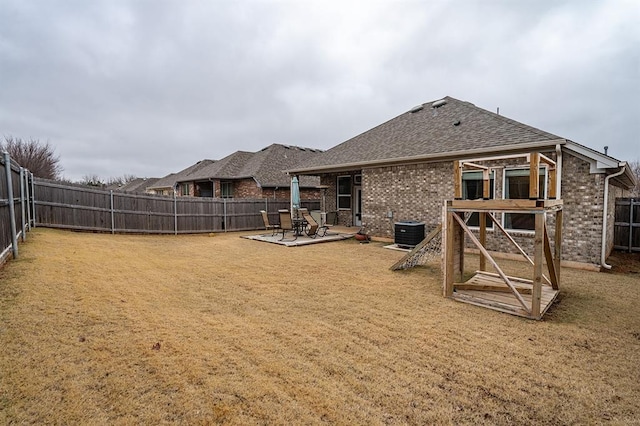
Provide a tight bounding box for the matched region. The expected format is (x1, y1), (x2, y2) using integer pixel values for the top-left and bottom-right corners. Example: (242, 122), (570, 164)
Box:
(548, 167), (557, 199)
(453, 284), (533, 294)
(482, 169), (490, 199)
(444, 206), (455, 297)
(461, 162), (489, 171)
(539, 153), (556, 166)
(453, 160), (462, 199)
(543, 221), (559, 290)
(479, 212), (486, 272)
(529, 152), (540, 199)
(452, 212), (530, 313)
(488, 212), (553, 286)
(554, 209), (563, 288)
(450, 199), (562, 211)
(532, 213), (544, 318)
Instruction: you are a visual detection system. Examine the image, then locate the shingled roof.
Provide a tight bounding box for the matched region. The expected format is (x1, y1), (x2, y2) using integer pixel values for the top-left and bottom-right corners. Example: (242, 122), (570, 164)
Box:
(178, 144), (323, 188)
(289, 96), (567, 173)
(107, 177), (160, 193)
(147, 159), (216, 191)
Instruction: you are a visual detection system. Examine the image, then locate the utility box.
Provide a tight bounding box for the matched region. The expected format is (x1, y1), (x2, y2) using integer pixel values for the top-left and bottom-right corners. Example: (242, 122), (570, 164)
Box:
(394, 221), (425, 248)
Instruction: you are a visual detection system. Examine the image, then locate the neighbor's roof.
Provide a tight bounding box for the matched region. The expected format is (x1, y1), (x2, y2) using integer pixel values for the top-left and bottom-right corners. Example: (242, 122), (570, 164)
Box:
(181, 144), (323, 188)
(108, 177), (160, 193)
(147, 159), (216, 190)
(289, 96), (567, 173)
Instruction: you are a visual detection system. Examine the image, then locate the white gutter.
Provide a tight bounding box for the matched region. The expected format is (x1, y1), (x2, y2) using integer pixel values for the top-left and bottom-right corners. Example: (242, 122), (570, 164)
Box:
(601, 164), (626, 269)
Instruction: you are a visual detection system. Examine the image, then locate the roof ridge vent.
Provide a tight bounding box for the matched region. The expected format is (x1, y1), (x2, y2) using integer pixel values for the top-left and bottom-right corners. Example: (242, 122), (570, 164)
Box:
(409, 105), (424, 113)
(432, 99), (447, 108)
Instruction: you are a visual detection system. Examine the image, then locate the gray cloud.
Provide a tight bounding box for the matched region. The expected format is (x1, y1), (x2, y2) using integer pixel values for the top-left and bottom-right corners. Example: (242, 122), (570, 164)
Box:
(1, 0), (638, 181)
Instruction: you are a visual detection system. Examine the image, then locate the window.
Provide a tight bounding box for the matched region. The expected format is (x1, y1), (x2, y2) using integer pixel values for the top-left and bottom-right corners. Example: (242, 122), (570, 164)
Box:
(462, 170), (495, 228)
(503, 168), (546, 231)
(354, 174), (362, 185)
(221, 181), (233, 198)
(337, 176), (352, 209)
(181, 183), (190, 196)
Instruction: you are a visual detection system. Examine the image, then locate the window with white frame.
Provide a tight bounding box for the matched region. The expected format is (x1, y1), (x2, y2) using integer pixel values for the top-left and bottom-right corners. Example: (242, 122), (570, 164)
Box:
(503, 167), (546, 231)
(220, 181), (233, 198)
(462, 170), (495, 228)
(181, 183), (190, 196)
(337, 176), (352, 209)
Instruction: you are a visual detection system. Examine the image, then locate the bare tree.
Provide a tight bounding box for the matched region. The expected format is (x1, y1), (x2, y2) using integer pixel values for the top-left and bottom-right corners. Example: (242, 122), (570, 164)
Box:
(2, 136), (63, 180)
(107, 174), (138, 186)
(80, 174), (105, 187)
(630, 159), (640, 198)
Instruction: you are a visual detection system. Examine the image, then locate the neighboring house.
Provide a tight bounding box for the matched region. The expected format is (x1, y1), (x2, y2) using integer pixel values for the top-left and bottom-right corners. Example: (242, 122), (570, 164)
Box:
(106, 177), (160, 193)
(146, 160), (216, 196)
(176, 144), (323, 200)
(288, 96), (636, 268)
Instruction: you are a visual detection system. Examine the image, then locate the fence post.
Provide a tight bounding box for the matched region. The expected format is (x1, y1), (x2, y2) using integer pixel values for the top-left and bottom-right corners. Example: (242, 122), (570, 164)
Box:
(3, 151), (18, 258)
(629, 199), (635, 253)
(110, 190), (115, 234)
(223, 198), (227, 232)
(19, 167), (26, 241)
(24, 170), (31, 231)
(174, 192), (178, 235)
(30, 172), (36, 227)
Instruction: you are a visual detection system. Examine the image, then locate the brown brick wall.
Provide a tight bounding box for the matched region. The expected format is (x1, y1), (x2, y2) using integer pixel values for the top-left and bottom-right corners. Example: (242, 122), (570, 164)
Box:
(320, 151), (623, 266)
(364, 163), (453, 237)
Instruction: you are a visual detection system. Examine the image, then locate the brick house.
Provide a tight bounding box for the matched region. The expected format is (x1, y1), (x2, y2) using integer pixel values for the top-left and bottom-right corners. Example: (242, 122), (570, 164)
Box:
(150, 144), (323, 200)
(288, 96), (636, 269)
(147, 160), (215, 196)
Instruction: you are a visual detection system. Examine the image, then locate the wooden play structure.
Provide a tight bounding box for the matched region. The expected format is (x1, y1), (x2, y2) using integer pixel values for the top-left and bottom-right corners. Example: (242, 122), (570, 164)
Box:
(444, 152), (562, 320)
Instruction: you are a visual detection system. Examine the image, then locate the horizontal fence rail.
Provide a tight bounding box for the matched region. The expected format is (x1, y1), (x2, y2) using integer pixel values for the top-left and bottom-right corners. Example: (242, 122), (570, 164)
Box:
(614, 198), (640, 252)
(33, 179), (320, 235)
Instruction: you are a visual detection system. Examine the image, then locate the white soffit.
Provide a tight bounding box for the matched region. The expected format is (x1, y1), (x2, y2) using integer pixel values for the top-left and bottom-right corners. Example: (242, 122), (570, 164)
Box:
(564, 141), (620, 173)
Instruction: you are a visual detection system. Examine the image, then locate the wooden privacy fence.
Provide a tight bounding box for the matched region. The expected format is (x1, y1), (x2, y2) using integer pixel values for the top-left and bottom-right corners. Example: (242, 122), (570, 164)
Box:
(614, 198), (640, 252)
(33, 179), (320, 234)
(1, 152), (35, 266)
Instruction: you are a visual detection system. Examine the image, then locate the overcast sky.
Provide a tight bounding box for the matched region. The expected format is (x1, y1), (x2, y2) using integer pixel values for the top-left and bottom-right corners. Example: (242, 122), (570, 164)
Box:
(1, 0), (638, 181)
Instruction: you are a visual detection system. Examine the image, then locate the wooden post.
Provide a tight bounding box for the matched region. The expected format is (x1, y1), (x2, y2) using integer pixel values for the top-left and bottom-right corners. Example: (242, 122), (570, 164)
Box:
(554, 209), (562, 286)
(453, 160), (462, 199)
(548, 167), (557, 199)
(529, 152), (540, 199)
(532, 212), (544, 318)
(457, 212), (465, 280)
(444, 203), (455, 297)
(479, 212), (486, 271)
(482, 169), (490, 199)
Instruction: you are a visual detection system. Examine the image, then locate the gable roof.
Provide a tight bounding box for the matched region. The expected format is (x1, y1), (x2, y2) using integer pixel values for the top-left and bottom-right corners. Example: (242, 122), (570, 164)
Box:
(289, 96), (568, 173)
(179, 144), (322, 188)
(107, 177), (160, 193)
(147, 159), (216, 190)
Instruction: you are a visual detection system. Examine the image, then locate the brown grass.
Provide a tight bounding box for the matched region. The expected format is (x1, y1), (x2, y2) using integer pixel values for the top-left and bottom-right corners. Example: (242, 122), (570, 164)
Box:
(0, 228), (639, 425)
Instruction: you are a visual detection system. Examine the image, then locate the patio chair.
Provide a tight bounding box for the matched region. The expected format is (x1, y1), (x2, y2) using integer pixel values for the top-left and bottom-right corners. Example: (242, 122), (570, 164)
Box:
(278, 209), (297, 241)
(302, 211), (320, 238)
(260, 210), (280, 236)
(317, 211), (338, 237)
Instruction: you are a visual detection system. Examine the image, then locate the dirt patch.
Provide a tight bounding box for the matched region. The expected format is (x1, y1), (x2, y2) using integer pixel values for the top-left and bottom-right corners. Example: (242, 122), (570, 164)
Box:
(605, 251), (640, 274)
(1, 228), (639, 424)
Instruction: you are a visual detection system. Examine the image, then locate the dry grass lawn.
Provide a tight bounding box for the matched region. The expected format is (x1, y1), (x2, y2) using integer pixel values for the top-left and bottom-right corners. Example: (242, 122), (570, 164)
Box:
(1, 228), (639, 425)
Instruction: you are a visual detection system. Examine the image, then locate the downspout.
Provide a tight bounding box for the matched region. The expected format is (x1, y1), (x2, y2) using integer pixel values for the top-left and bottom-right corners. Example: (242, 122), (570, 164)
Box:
(601, 165), (626, 269)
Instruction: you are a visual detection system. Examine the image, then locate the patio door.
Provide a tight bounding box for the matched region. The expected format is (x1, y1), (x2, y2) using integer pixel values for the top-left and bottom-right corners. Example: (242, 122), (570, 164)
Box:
(354, 186), (362, 227)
